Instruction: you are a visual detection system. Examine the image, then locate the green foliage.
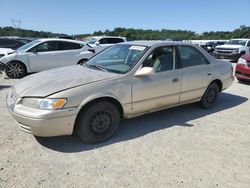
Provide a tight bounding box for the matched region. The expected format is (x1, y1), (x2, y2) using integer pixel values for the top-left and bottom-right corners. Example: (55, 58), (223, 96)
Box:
(0, 26), (249, 40)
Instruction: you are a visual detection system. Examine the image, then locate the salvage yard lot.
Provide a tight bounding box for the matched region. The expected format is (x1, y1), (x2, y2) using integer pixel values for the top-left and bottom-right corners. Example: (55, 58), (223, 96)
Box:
(0, 68), (250, 187)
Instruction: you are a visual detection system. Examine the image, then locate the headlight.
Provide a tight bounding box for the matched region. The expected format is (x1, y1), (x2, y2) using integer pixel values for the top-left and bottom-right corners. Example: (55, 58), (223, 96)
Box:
(237, 58), (247, 66)
(232, 49), (239, 54)
(22, 98), (67, 110)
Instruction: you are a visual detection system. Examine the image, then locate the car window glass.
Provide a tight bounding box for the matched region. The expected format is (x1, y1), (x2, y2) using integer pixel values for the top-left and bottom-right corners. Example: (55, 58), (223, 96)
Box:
(142, 46), (175, 73)
(0, 39), (15, 45)
(178, 46), (209, 68)
(107, 38), (124, 44)
(86, 44), (147, 74)
(99, 38), (107, 44)
(58, 41), (83, 50)
(247, 41), (250, 47)
(35, 41), (58, 52)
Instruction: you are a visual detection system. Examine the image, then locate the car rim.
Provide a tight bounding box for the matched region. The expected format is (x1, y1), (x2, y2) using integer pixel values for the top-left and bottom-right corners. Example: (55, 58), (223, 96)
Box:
(6, 63), (24, 78)
(207, 89), (216, 103)
(90, 111), (112, 135)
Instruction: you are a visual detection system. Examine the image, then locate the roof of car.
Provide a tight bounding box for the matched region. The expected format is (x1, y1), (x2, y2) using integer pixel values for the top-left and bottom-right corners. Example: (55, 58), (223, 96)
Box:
(230, 38), (250, 40)
(91, 36), (126, 39)
(122, 40), (189, 47)
(38, 38), (85, 44)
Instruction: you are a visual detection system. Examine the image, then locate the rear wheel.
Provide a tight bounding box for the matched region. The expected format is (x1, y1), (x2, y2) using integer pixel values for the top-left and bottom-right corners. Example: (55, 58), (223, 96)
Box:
(199, 82), (220, 109)
(5, 61), (27, 78)
(77, 101), (120, 144)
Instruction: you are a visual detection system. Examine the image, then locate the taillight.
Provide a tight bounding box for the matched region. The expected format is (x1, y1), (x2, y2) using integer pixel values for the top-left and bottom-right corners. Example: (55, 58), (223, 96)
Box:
(231, 64), (234, 77)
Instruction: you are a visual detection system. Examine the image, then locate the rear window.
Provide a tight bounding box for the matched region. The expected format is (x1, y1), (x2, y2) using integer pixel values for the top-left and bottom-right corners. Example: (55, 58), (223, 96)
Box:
(58, 41), (83, 50)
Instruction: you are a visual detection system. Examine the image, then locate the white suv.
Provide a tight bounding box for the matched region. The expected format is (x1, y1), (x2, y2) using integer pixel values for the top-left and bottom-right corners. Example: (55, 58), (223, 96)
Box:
(0, 38), (96, 78)
(87, 36), (126, 52)
(213, 38), (250, 61)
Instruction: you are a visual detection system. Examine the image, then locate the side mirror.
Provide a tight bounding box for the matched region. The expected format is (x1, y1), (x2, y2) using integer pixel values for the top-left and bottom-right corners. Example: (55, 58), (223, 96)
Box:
(134, 67), (155, 77)
(95, 41), (100, 46)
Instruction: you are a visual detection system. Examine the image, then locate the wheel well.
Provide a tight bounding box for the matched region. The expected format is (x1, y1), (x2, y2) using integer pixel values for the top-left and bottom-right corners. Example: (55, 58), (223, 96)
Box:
(211, 79), (223, 92)
(77, 59), (88, 64)
(7, 60), (27, 72)
(73, 97), (124, 134)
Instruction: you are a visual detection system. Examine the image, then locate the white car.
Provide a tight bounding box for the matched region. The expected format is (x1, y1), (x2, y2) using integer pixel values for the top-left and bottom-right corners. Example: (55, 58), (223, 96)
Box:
(87, 36), (126, 52)
(0, 38), (96, 78)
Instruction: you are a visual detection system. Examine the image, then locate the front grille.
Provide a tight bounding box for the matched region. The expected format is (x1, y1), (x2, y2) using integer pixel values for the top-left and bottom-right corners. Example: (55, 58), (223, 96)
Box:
(215, 48), (234, 54)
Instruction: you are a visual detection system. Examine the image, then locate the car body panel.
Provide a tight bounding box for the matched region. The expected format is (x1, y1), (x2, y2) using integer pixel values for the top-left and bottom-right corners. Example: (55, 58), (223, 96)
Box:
(235, 55), (250, 81)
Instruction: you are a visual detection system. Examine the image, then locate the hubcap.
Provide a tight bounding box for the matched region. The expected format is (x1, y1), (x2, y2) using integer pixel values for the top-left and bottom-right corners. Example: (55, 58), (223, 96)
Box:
(90, 111), (112, 135)
(6, 63), (24, 78)
(207, 89), (216, 103)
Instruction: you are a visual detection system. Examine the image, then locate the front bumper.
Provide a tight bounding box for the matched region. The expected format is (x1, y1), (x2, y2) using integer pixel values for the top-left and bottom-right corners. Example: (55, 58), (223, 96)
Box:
(6, 90), (78, 137)
(213, 52), (241, 61)
(235, 64), (250, 81)
(0, 62), (5, 72)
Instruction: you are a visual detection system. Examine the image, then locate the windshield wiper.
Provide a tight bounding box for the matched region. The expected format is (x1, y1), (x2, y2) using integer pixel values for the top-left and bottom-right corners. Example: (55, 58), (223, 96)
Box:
(86, 64), (108, 72)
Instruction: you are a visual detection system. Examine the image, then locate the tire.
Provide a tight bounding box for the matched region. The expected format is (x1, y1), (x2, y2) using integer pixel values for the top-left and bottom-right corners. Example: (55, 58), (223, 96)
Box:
(199, 82), (220, 109)
(77, 101), (120, 144)
(5, 61), (27, 78)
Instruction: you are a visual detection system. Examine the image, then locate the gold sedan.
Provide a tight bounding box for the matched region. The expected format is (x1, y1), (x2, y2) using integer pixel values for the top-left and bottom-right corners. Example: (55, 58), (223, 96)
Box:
(6, 41), (234, 143)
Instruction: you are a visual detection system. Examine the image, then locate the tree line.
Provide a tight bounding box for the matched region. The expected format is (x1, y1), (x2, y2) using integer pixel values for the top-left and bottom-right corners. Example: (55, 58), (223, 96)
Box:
(0, 25), (249, 40)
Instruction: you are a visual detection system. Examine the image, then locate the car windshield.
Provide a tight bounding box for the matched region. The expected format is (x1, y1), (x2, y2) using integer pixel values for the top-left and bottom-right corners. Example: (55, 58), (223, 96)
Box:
(17, 40), (41, 51)
(225, 40), (247, 46)
(85, 44), (147, 74)
(86, 37), (98, 44)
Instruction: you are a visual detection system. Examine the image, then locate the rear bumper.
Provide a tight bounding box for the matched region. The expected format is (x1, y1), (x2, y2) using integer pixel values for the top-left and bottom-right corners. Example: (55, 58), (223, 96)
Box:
(235, 64), (250, 81)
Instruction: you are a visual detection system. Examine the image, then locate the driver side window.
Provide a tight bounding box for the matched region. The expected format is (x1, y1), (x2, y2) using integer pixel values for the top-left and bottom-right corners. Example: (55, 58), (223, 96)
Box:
(34, 41), (58, 52)
(142, 46), (175, 73)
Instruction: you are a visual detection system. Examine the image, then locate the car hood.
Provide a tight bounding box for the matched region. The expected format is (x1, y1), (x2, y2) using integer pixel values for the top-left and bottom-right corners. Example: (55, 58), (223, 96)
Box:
(0, 48), (15, 55)
(14, 65), (118, 97)
(216, 44), (243, 49)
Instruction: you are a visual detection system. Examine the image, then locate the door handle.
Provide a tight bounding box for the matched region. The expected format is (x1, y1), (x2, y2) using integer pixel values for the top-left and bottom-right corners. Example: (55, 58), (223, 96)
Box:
(207, 72), (212, 76)
(172, 78), (179, 82)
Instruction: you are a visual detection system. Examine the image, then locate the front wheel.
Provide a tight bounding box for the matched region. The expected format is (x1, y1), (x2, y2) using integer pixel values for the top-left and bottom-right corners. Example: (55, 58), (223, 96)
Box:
(199, 82), (220, 109)
(5, 61), (27, 78)
(77, 101), (120, 144)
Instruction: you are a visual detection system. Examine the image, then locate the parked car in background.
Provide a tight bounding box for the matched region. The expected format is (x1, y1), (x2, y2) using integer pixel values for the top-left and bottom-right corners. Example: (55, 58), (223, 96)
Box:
(0, 37), (32, 50)
(201, 41), (226, 54)
(87, 36), (126, 52)
(235, 54), (250, 82)
(0, 38), (95, 78)
(213, 38), (250, 61)
(6, 41), (234, 143)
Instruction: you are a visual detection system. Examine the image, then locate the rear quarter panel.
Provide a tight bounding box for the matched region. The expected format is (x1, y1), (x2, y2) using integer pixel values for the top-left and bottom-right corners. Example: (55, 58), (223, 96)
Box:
(211, 59), (234, 90)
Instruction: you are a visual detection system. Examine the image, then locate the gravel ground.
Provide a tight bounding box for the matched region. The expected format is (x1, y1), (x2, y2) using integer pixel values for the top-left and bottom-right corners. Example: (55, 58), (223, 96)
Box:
(0, 68), (250, 188)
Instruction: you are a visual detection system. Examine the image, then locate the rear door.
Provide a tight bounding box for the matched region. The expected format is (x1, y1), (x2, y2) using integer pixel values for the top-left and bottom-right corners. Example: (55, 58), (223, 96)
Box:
(57, 41), (84, 66)
(177, 45), (213, 103)
(27, 41), (60, 72)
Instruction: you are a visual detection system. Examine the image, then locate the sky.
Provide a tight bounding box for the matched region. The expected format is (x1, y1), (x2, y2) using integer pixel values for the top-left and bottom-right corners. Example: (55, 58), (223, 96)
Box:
(1, 0), (250, 35)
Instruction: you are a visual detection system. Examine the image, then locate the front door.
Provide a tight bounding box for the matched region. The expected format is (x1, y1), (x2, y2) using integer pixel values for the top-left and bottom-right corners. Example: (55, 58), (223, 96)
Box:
(132, 46), (181, 114)
(28, 41), (60, 72)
